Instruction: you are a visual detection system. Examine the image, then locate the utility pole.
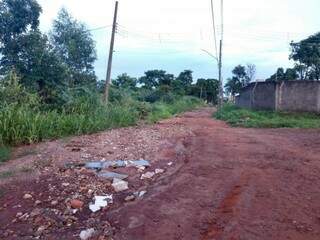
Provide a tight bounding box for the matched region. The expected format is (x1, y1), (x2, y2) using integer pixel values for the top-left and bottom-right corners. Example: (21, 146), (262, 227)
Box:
(218, 39), (223, 108)
(210, 0), (224, 109)
(103, 1), (119, 103)
(218, 0), (224, 109)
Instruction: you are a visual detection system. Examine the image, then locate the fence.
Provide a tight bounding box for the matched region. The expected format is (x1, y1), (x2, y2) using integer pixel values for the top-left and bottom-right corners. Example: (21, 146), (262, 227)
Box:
(235, 81), (320, 113)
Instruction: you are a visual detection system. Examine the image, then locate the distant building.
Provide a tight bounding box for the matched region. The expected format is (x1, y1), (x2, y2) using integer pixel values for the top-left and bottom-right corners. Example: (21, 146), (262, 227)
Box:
(235, 81), (320, 113)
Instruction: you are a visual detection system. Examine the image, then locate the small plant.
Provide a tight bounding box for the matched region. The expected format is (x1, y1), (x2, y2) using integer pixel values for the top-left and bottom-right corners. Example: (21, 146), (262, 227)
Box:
(0, 145), (11, 163)
(0, 170), (15, 179)
(215, 104), (320, 128)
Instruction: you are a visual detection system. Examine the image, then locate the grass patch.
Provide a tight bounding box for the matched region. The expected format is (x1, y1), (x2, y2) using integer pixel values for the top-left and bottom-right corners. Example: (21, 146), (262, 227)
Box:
(0, 188), (5, 199)
(0, 145), (11, 163)
(215, 104), (320, 128)
(147, 96), (204, 123)
(0, 170), (15, 179)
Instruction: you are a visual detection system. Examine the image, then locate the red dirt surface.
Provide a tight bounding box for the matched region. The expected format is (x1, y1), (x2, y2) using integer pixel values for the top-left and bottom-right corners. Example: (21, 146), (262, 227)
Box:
(1, 108), (320, 240)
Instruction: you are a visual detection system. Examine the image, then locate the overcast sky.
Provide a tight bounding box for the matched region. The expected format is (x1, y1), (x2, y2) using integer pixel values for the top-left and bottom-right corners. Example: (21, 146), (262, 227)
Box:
(37, 0), (320, 82)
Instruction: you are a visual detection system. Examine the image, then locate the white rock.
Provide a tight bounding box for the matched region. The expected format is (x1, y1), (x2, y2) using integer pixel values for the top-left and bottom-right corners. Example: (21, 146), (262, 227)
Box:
(79, 228), (95, 240)
(89, 195), (112, 213)
(112, 178), (129, 192)
(141, 172), (155, 180)
(167, 162), (173, 166)
(155, 169), (164, 174)
(137, 166), (146, 172)
(23, 194), (33, 199)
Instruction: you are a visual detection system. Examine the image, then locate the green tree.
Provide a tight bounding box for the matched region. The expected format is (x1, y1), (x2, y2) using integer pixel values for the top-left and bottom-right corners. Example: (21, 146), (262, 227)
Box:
(112, 73), (137, 90)
(266, 67), (298, 81)
(50, 8), (97, 87)
(290, 33), (320, 80)
(0, 0), (42, 74)
(232, 65), (250, 87)
(225, 77), (242, 97)
(175, 70), (193, 94)
(0, 0), (69, 106)
(139, 70), (173, 89)
(18, 30), (69, 106)
(192, 78), (219, 104)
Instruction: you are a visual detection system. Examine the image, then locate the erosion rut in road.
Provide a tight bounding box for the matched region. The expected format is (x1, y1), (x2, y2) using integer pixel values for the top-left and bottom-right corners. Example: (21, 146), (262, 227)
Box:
(1, 108), (320, 240)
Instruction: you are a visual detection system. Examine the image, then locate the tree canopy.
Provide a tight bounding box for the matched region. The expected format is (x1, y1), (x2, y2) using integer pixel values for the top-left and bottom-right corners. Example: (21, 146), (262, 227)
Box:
(224, 64), (254, 96)
(0, 0), (42, 74)
(50, 8), (97, 87)
(290, 32), (320, 80)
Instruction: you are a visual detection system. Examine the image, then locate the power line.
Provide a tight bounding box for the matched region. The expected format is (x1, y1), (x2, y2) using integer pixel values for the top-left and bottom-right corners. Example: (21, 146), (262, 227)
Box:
(87, 25), (112, 32)
(210, 0), (218, 59)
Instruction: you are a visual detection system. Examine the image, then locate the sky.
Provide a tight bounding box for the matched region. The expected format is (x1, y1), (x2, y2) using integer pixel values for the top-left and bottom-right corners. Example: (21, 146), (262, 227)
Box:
(38, 0), (320, 83)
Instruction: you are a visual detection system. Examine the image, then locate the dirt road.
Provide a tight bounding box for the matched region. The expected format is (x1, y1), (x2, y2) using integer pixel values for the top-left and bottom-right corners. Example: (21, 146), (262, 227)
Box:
(1, 108), (320, 239)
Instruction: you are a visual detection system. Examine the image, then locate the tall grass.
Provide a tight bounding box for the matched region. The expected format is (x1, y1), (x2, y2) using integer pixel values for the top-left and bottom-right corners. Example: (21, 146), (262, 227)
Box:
(215, 104), (320, 128)
(147, 96), (204, 123)
(0, 96), (204, 146)
(0, 103), (139, 145)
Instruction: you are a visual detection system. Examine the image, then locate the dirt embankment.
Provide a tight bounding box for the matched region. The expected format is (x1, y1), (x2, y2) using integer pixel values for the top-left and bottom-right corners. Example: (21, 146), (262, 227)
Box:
(1, 108), (320, 240)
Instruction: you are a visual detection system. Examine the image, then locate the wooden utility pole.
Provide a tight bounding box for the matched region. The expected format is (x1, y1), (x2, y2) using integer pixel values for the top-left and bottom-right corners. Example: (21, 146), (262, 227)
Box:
(218, 39), (223, 109)
(218, 0), (224, 109)
(103, 1), (119, 103)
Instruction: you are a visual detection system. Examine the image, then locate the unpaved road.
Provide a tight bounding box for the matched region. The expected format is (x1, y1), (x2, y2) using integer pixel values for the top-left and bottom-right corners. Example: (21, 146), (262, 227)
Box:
(1, 108), (320, 240)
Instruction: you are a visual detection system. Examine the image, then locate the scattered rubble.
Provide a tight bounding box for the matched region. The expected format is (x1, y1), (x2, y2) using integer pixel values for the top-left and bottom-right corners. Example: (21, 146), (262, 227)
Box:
(125, 195), (136, 202)
(155, 168), (165, 174)
(141, 172), (155, 180)
(79, 228), (95, 240)
(23, 193), (33, 200)
(85, 159), (150, 171)
(112, 178), (129, 192)
(89, 195), (113, 213)
(138, 191), (147, 198)
(70, 199), (84, 209)
(98, 171), (128, 180)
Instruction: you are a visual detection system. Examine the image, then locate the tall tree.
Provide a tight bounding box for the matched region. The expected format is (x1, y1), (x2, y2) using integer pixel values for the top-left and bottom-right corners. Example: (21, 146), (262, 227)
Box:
(0, 0), (42, 74)
(246, 64), (256, 82)
(224, 77), (242, 97)
(290, 33), (320, 80)
(232, 65), (250, 87)
(0, 0), (69, 106)
(50, 8), (97, 87)
(266, 67), (298, 81)
(139, 70), (173, 89)
(176, 70), (193, 94)
(17, 30), (68, 105)
(112, 73), (137, 90)
(192, 78), (219, 104)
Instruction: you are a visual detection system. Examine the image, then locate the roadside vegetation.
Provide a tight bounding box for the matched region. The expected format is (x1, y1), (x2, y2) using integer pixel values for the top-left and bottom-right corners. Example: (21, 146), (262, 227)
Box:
(215, 104), (320, 128)
(0, 0), (210, 162)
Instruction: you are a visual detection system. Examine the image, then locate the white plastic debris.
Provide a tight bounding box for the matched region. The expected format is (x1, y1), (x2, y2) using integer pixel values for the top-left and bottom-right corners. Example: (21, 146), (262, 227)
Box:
(112, 178), (129, 192)
(136, 166), (146, 172)
(139, 191), (147, 197)
(155, 169), (165, 174)
(89, 195), (113, 213)
(141, 171), (155, 180)
(167, 162), (173, 166)
(80, 228), (95, 240)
